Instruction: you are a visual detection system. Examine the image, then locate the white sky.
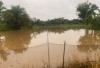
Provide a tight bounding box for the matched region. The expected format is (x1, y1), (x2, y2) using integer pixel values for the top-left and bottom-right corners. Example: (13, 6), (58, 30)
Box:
(2, 0), (100, 20)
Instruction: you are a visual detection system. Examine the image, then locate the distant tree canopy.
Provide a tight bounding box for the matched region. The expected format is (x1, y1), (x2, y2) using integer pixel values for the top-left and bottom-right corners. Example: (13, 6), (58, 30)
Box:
(33, 18), (83, 26)
(45, 18), (83, 25)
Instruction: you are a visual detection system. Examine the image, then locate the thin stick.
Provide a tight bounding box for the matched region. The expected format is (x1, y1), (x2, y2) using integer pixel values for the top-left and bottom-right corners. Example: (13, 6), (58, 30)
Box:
(62, 41), (66, 68)
(47, 31), (50, 68)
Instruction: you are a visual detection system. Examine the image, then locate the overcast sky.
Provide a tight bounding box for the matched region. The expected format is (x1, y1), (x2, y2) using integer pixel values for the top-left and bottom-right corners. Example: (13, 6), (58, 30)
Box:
(2, 0), (100, 20)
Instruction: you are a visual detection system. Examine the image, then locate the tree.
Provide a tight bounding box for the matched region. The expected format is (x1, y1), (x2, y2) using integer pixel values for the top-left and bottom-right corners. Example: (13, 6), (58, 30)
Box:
(3, 6), (30, 29)
(0, 1), (5, 23)
(76, 1), (99, 25)
(92, 14), (100, 29)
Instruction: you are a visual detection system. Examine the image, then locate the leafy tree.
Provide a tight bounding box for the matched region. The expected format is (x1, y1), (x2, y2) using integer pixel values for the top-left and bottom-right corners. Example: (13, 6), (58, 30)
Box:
(0, 1), (5, 23)
(92, 15), (100, 29)
(76, 1), (99, 25)
(3, 6), (30, 29)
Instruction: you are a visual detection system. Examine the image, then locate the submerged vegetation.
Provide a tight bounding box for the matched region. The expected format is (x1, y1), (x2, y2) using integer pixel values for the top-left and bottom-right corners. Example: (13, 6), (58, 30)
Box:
(0, 1), (100, 31)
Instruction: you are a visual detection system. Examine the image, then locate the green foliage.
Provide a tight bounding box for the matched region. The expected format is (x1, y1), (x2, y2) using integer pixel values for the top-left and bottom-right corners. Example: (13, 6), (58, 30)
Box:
(46, 18), (66, 25)
(92, 16), (100, 29)
(0, 1), (5, 23)
(69, 19), (83, 24)
(44, 18), (83, 26)
(32, 17), (84, 26)
(34, 19), (45, 26)
(3, 6), (30, 29)
(77, 1), (99, 25)
(0, 23), (7, 31)
(76, 1), (100, 29)
(0, 1), (99, 30)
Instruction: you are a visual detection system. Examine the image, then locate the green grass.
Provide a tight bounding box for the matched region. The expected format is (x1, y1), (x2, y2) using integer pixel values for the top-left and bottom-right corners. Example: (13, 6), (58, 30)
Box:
(0, 24), (86, 31)
(0, 24), (7, 31)
(59, 24), (85, 27)
(0, 24), (14, 31)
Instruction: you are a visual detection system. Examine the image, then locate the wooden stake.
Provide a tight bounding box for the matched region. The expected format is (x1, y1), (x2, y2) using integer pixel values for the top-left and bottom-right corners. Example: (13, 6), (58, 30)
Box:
(62, 41), (66, 68)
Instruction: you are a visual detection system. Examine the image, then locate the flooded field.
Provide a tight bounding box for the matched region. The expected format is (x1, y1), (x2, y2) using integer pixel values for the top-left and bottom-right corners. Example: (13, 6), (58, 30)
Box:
(0, 28), (100, 68)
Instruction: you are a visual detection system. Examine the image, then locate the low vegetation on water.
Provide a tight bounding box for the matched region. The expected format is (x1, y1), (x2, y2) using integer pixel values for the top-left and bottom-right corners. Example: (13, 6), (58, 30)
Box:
(0, 1), (100, 31)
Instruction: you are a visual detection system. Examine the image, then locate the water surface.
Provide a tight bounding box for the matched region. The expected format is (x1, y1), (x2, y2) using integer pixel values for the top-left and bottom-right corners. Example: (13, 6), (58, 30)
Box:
(0, 28), (100, 68)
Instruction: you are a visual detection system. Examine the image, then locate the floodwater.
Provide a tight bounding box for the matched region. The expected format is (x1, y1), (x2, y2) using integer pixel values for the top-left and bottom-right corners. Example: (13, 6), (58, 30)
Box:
(0, 27), (100, 68)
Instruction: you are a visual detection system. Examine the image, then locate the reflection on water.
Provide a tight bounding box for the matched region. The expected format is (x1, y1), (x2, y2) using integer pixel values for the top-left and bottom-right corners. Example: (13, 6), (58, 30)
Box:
(0, 28), (100, 67)
(79, 29), (100, 45)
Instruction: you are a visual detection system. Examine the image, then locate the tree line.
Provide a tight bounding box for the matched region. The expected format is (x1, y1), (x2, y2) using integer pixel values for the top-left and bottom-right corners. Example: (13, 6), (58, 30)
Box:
(0, 1), (100, 30)
(33, 18), (83, 26)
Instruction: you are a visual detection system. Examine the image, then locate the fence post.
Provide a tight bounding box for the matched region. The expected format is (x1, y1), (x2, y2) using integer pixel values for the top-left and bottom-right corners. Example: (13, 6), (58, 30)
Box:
(62, 41), (66, 68)
(47, 31), (50, 68)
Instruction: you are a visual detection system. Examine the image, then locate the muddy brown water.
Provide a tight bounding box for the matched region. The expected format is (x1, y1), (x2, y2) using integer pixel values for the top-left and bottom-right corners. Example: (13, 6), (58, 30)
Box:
(0, 28), (100, 68)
